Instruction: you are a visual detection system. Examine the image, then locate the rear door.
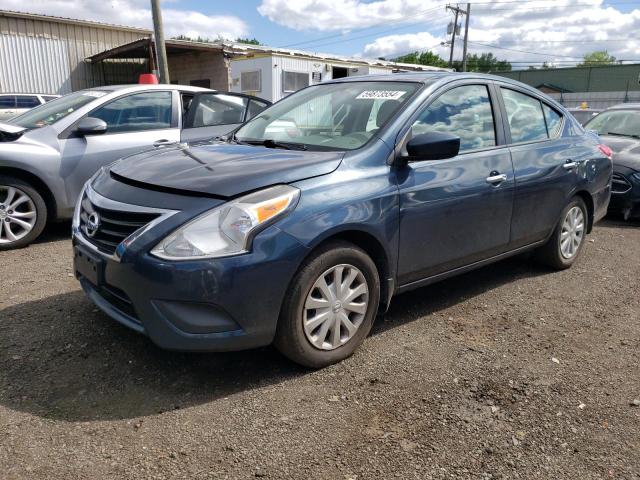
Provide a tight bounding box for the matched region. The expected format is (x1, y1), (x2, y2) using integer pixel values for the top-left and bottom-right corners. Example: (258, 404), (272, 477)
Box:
(396, 82), (515, 285)
(497, 85), (585, 248)
(59, 90), (179, 203)
(180, 92), (248, 142)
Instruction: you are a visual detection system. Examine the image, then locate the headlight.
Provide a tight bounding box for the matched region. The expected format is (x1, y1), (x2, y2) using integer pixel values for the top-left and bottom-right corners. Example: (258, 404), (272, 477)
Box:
(632, 172), (640, 182)
(151, 185), (300, 260)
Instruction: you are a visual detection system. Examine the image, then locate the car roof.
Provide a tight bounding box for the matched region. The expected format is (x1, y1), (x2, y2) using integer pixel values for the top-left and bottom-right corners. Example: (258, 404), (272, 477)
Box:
(0, 93), (60, 96)
(91, 84), (213, 93)
(605, 103), (640, 111)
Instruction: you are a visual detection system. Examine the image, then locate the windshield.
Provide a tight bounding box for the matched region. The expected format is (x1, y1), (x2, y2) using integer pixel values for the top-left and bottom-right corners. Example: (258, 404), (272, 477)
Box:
(8, 90), (108, 129)
(235, 81), (420, 150)
(585, 109), (640, 138)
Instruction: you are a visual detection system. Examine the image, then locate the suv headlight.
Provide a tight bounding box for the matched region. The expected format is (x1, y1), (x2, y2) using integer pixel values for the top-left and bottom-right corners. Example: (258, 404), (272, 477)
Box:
(151, 185), (300, 260)
(632, 172), (640, 183)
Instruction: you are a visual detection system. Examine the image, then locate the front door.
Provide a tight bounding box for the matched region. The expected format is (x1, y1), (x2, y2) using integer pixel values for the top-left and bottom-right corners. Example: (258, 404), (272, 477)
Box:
(59, 90), (179, 206)
(396, 83), (515, 286)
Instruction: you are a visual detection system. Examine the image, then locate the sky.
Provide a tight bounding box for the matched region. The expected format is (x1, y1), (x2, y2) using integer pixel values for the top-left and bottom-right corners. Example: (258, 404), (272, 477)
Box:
(3, 0), (640, 68)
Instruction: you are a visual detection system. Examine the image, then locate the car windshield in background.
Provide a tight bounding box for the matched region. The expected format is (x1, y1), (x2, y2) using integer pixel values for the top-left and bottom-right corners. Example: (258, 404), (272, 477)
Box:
(8, 90), (107, 129)
(235, 81), (420, 150)
(585, 110), (640, 138)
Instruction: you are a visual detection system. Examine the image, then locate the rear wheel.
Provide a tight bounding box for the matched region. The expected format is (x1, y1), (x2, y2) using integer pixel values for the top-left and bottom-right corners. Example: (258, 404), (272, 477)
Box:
(536, 196), (588, 269)
(0, 177), (47, 250)
(274, 241), (380, 368)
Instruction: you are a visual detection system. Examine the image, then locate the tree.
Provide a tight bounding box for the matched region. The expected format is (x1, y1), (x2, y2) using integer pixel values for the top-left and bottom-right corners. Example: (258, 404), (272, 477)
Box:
(235, 37), (261, 45)
(393, 50), (448, 68)
(578, 50), (617, 66)
(452, 53), (511, 73)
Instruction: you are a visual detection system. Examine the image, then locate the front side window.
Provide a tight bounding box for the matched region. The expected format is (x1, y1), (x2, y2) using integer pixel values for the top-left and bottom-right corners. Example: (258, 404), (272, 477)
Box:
(190, 94), (247, 127)
(236, 81), (420, 151)
(411, 84), (496, 152)
(91, 91), (172, 134)
(502, 88), (548, 143)
(16, 96), (40, 108)
(247, 99), (269, 120)
(585, 110), (640, 139)
(9, 90), (106, 129)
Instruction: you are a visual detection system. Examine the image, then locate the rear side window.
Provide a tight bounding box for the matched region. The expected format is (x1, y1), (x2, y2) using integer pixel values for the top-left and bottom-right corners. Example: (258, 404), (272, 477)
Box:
(91, 91), (172, 134)
(0, 96), (16, 108)
(247, 99), (268, 120)
(542, 103), (563, 137)
(16, 96), (41, 108)
(411, 84), (496, 152)
(190, 93), (247, 127)
(501, 88), (548, 143)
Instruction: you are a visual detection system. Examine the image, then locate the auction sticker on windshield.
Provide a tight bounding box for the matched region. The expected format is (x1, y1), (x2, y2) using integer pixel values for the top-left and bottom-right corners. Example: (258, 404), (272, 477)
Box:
(356, 90), (406, 100)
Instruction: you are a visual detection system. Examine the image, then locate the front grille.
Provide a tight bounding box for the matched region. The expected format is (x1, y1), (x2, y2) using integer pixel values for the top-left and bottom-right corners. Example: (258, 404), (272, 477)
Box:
(612, 173), (632, 194)
(79, 195), (160, 255)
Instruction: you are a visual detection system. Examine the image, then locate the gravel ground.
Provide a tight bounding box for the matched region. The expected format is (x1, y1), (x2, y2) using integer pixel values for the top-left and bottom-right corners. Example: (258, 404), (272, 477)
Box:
(1, 219), (639, 479)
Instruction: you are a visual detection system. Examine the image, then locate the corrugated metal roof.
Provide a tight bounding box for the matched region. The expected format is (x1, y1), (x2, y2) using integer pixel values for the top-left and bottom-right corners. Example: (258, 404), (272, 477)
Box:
(0, 9), (150, 33)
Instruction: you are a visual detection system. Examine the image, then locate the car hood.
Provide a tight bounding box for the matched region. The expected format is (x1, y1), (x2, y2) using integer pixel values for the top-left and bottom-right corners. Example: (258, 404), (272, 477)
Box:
(600, 134), (640, 170)
(110, 141), (344, 197)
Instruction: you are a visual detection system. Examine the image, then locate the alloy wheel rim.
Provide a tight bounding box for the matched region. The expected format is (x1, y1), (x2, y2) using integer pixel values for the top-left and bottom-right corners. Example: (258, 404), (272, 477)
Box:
(0, 186), (37, 244)
(560, 206), (585, 259)
(303, 264), (369, 351)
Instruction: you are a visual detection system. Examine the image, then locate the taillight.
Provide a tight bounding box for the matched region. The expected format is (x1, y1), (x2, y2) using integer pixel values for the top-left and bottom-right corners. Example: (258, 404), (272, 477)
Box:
(598, 144), (613, 160)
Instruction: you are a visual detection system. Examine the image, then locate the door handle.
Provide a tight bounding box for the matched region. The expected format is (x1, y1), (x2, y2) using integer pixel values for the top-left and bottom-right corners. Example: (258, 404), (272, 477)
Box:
(153, 139), (173, 147)
(486, 173), (508, 185)
(563, 160), (578, 170)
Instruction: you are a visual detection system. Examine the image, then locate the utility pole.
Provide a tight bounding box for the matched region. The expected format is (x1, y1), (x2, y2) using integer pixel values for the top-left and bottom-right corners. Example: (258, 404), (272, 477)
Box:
(150, 0), (170, 83)
(447, 5), (459, 68)
(462, 3), (471, 72)
(446, 3), (471, 70)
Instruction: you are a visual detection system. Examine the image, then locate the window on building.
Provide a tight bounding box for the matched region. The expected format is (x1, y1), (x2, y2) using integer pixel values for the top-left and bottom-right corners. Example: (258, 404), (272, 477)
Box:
(411, 84), (496, 152)
(501, 88), (548, 143)
(190, 79), (211, 89)
(241, 71), (261, 92)
(91, 91), (172, 134)
(283, 71), (309, 93)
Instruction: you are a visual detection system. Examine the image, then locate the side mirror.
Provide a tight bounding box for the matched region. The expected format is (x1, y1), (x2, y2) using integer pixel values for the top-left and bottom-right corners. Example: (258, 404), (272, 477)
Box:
(404, 132), (460, 161)
(76, 117), (107, 136)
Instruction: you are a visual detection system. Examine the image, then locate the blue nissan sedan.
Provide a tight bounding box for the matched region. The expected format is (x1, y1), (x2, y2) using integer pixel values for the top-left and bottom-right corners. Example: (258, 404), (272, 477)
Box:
(73, 73), (612, 367)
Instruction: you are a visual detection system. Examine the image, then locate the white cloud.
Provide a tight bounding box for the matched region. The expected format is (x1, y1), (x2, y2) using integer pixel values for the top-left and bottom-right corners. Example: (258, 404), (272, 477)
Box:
(1, 0), (248, 40)
(258, 0), (442, 32)
(258, 0), (640, 66)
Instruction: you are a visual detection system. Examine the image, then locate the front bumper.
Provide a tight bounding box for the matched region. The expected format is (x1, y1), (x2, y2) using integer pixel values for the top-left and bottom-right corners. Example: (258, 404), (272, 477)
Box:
(73, 224), (309, 352)
(608, 168), (640, 219)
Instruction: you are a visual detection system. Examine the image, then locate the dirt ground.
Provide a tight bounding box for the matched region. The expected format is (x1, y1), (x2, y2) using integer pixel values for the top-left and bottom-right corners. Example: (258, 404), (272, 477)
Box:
(1, 219), (639, 480)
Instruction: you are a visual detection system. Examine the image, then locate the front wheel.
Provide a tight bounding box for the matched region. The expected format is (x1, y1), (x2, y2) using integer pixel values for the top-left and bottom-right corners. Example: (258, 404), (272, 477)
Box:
(274, 241), (380, 368)
(536, 196), (588, 269)
(0, 177), (47, 250)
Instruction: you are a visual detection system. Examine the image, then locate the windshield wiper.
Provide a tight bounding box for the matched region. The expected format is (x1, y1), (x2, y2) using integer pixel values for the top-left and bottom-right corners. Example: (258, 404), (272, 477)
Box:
(604, 132), (640, 139)
(262, 139), (308, 150)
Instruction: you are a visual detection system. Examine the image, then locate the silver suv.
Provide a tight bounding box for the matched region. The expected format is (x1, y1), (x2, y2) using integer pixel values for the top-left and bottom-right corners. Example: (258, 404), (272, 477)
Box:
(0, 84), (269, 249)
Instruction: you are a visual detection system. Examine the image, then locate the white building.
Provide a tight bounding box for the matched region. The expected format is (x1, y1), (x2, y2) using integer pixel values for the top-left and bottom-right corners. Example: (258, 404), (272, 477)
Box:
(228, 44), (449, 102)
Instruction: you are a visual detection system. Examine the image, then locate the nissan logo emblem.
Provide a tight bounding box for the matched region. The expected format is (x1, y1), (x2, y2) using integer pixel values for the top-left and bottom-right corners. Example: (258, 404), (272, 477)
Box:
(85, 212), (101, 238)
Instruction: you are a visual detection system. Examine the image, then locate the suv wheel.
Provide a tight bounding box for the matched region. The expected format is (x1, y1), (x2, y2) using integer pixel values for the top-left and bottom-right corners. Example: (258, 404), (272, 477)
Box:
(0, 177), (47, 250)
(536, 196), (588, 269)
(274, 241), (380, 368)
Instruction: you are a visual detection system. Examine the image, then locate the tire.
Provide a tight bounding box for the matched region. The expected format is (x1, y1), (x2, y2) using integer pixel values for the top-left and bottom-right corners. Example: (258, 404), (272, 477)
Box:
(274, 240), (380, 368)
(536, 196), (588, 270)
(0, 176), (47, 250)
